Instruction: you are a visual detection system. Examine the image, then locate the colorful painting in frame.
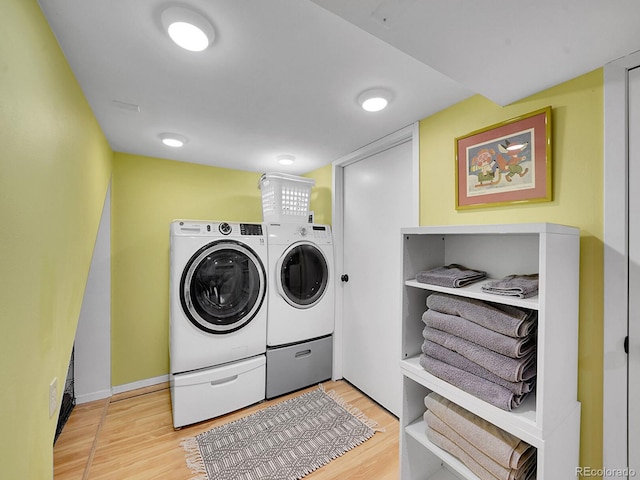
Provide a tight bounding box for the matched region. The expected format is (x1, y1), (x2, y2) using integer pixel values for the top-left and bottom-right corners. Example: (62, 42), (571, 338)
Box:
(455, 106), (552, 209)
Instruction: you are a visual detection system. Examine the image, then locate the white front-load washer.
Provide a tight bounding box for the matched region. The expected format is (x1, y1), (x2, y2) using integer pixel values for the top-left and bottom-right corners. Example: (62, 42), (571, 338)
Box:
(169, 220), (268, 427)
(169, 220), (268, 374)
(266, 223), (334, 346)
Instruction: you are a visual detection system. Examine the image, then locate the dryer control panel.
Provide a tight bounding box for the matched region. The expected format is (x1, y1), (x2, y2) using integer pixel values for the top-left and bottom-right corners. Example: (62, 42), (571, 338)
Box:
(266, 223), (332, 244)
(296, 225), (331, 241)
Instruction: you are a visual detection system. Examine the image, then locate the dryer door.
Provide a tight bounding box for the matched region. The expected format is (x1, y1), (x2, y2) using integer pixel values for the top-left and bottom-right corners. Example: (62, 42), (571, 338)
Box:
(277, 242), (329, 309)
(180, 240), (266, 334)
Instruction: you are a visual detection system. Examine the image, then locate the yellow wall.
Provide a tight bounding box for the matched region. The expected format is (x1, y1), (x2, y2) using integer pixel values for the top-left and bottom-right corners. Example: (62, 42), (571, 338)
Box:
(110, 158), (334, 386)
(305, 163), (333, 225)
(419, 70), (604, 470)
(111, 154), (264, 385)
(0, 0), (113, 477)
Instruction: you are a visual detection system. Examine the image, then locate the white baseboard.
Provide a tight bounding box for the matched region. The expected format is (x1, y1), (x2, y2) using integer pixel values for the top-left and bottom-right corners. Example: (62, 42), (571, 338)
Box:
(75, 389), (112, 405)
(111, 374), (170, 395)
(73, 375), (170, 404)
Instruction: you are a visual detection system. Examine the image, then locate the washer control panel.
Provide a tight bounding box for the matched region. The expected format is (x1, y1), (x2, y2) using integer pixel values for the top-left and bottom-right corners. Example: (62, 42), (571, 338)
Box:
(218, 222), (232, 235)
(173, 221), (264, 237)
(240, 223), (264, 236)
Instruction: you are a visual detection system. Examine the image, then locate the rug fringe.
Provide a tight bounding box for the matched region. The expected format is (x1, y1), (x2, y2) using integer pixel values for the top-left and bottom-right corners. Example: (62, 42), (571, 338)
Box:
(180, 437), (208, 480)
(321, 385), (385, 433)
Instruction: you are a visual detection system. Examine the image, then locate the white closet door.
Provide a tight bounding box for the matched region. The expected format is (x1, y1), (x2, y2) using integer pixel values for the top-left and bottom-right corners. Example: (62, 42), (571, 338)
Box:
(629, 65), (640, 474)
(342, 139), (413, 416)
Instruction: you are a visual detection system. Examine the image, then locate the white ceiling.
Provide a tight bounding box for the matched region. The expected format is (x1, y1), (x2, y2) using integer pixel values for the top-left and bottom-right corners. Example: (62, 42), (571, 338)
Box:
(312, 0), (640, 105)
(38, 0), (640, 175)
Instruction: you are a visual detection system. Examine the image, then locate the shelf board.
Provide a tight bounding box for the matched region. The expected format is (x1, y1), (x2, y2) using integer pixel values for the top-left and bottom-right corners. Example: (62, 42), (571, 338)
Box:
(400, 223), (579, 236)
(405, 279), (538, 310)
(405, 418), (479, 480)
(401, 356), (541, 445)
(428, 471), (465, 480)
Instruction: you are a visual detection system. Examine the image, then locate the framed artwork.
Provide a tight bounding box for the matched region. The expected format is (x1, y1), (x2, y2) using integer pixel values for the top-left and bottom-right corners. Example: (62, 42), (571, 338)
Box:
(455, 106), (552, 209)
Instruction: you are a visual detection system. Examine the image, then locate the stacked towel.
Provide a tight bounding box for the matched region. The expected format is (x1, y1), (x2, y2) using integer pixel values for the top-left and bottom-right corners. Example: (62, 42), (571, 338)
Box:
(419, 355), (526, 410)
(416, 264), (487, 288)
(421, 341), (535, 396)
(482, 274), (539, 298)
(422, 326), (536, 383)
(424, 392), (536, 480)
(426, 293), (536, 337)
(420, 293), (537, 411)
(423, 309), (535, 358)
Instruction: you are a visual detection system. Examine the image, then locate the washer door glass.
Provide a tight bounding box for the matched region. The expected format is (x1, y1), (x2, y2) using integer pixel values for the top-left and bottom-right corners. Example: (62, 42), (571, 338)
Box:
(279, 243), (328, 308)
(180, 240), (266, 334)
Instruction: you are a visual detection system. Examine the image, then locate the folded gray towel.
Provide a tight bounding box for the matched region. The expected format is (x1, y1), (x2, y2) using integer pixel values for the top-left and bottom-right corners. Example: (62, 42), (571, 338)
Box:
(482, 274), (539, 298)
(426, 292), (537, 337)
(422, 309), (536, 358)
(422, 339), (535, 395)
(419, 354), (527, 411)
(425, 411), (537, 480)
(426, 427), (498, 480)
(416, 263), (487, 288)
(424, 392), (535, 470)
(423, 326), (536, 382)
(425, 426), (537, 480)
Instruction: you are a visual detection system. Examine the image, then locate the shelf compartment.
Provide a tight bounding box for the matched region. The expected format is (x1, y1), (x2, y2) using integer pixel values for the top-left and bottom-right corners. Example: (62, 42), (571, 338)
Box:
(406, 417), (480, 480)
(401, 232), (541, 287)
(401, 376), (581, 479)
(404, 279), (539, 310)
(401, 356), (540, 446)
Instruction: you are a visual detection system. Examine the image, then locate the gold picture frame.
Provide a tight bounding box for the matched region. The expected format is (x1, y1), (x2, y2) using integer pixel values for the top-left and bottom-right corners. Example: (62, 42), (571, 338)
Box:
(455, 106), (552, 209)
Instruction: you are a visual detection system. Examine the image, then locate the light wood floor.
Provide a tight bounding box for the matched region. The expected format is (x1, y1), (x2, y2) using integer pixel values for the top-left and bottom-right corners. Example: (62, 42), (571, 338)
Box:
(54, 380), (400, 479)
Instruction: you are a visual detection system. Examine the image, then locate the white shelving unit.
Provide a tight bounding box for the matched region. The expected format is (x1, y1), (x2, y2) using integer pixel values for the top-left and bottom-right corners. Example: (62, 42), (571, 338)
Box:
(399, 223), (581, 480)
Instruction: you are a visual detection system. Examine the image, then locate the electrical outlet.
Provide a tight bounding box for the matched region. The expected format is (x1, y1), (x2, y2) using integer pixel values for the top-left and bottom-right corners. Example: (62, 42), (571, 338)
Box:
(49, 377), (58, 418)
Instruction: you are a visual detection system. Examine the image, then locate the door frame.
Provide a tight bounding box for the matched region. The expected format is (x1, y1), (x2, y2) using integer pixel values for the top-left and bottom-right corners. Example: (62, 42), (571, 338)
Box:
(603, 50), (640, 471)
(330, 122), (420, 380)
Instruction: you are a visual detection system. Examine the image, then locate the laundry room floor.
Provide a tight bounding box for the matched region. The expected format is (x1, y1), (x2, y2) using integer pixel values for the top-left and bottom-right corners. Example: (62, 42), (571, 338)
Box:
(53, 380), (400, 479)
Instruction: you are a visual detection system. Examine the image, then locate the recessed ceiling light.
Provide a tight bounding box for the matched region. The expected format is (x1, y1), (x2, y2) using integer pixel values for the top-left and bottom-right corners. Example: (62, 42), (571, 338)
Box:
(277, 154), (295, 166)
(358, 88), (393, 112)
(161, 6), (215, 52)
(160, 133), (188, 148)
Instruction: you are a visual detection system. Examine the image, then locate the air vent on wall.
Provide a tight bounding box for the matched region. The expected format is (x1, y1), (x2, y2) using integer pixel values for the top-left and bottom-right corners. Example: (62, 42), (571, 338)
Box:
(112, 100), (141, 112)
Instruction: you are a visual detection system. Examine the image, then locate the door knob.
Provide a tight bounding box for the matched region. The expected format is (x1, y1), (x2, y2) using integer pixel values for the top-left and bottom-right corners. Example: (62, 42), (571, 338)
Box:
(341, 274), (349, 282)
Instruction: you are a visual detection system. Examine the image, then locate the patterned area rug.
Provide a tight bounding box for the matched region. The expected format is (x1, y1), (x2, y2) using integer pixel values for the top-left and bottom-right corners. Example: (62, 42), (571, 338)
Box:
(181, 385), (382, 480)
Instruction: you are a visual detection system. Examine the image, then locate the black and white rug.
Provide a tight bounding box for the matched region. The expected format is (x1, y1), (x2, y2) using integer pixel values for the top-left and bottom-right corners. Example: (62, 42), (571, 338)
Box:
(181, 385), (382, 480)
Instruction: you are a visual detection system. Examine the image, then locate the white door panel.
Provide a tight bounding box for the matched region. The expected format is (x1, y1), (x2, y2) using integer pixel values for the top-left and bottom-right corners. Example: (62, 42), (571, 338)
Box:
(629, 65), (640, 474)
(342, 140), (413, 416)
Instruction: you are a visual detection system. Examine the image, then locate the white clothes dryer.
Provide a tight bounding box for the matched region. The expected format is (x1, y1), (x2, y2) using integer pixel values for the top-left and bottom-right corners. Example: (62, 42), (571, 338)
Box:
(266, 223), (334, 346)
(169, 220), (268, 374)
